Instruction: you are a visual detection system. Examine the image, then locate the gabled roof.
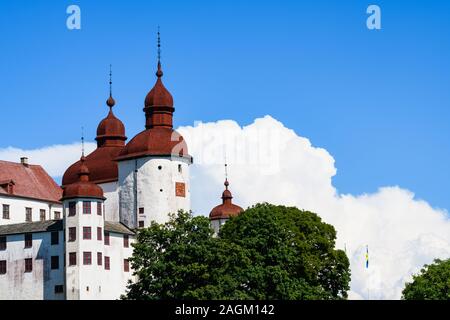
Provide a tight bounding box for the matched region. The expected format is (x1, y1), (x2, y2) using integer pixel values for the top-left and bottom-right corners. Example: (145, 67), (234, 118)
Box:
(0, 160), (62, 203)
(0, 220), (63, 236)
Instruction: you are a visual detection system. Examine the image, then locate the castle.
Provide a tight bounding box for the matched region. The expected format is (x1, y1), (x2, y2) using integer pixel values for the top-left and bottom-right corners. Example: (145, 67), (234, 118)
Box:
(0, 48), (243, 299)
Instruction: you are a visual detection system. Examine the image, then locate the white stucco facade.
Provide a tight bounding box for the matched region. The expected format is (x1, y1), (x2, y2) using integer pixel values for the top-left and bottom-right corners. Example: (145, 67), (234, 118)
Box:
(0, 230), (65, 300)
(99, 181), (119, 222)
(0, 195), (63, 225)
(118, 156), (191, 228)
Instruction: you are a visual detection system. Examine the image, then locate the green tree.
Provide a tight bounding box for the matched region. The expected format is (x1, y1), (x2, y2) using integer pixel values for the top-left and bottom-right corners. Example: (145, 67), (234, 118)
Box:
(122, 203), (350, 300)
(402, 258), (450, 300)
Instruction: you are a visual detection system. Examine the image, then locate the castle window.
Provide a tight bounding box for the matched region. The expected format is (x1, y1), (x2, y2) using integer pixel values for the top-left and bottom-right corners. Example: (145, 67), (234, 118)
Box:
(178, 164), (182, 173)
(68, 227), (76, 242)
(54, 285), (64, 294)
(104, 256), (110, 270)
(24, 258), (32, 273)
(83, 252), (92, 265)
(97, 202), (102, 216)
(69, 252), (76, 266)
(123, 235), (129, 248)
(24, 234), (32, 248)
(83, 227), (91, 240)
(40, 209), (46, 221)
(139, 207), (144, 214)
(25, 207), (32, 222)
(97, 227), (102, 241)
(0, 260), (6, 274)
(68, 202), (76, 216)
(138, 221), (144, 228)
(124, 259), (130, 272)
(51, 232), (59, 245)
(2, 204), (9, 220)
(158, 165), (162, 170)
(97, 252), (102, 266)
(51, 256), (59, 270)
(83, 201), (91, 214)
(104, 232), (110, 245)
(54, 211), (61, 220)
(0, 236), (6, 251)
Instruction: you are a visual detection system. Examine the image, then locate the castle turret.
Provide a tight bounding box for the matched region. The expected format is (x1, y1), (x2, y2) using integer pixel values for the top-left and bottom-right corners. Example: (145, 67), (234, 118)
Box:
(61, 156), (106, 300)
(116, 31), (192, 229)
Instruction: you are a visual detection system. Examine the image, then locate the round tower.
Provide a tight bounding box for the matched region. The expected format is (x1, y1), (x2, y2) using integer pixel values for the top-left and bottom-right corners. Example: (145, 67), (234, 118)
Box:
(209, 176), (243, 235)
(61, 156), (106, 300)
(116, 35), (192, 229)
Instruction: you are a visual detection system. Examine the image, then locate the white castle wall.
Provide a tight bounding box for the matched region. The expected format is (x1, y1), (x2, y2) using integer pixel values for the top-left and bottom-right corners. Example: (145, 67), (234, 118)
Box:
(118, 156), (190, 228)
(0, 195), (63, 225)
(99, 181), (119, 222)
(0, 231), (65, 300)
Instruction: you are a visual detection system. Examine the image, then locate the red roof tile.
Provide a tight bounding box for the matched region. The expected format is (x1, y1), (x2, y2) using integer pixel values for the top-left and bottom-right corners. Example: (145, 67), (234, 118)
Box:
(0, 160), (62, 203)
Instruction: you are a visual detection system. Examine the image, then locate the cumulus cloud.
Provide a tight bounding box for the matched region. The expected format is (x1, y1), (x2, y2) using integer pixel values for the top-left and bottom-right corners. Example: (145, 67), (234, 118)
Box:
(178, 116), (450, 300)
(2, 116), (449, 299)
(0, 142), (96, 178)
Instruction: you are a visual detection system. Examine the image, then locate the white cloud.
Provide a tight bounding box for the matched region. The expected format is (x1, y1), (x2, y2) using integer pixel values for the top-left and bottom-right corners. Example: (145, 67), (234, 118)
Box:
(178, 115), (450, 300)
(2, 116), (449, 299)
(0, 142), (96, 178)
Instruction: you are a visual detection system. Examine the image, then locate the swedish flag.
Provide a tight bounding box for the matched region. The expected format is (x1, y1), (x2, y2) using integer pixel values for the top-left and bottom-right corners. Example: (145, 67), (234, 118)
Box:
(365, 245), (369, 269)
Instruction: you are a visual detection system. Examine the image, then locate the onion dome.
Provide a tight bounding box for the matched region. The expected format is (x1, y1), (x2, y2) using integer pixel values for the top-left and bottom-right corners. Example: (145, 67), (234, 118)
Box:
(209, 178), (243, 220)
(61, 156), (105, 201)
(116, 57), (191, 162)
(62, 84), (127, 186)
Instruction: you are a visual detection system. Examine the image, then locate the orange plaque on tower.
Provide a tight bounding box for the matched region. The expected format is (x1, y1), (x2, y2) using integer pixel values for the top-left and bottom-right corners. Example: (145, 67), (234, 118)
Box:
(175, 182), (185, 197)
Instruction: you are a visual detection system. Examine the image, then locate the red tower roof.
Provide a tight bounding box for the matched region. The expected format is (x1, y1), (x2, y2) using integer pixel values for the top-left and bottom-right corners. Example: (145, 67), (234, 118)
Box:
(61, 156), (104, 200)
(117, 59), (191, 162)
(62, 93), (127, 186)
(209, 178), (243, 221)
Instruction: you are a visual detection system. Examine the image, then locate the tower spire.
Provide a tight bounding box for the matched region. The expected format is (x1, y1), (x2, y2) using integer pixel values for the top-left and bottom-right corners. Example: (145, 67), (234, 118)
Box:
(81, 126), (85, 158)
(156, 26), (163, 78)
(106, 64), (116, 108)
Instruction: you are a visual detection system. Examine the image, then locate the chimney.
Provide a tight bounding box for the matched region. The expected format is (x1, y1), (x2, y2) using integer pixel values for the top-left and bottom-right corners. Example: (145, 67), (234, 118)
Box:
(20, 157), (29, 167)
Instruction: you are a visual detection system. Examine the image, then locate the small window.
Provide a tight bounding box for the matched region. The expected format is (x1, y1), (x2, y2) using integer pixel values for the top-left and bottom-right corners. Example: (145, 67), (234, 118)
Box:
(24, 258), (32, 273)
(69, 252), (76, 266)
(51, 232), (59, 245)
(25, 207), (32, 222)
(178, 164), (182, 173)
(83, 252), (91, 265)
(124, 259), (130, 272)
(97, 227), (102, 241)
(83, 227), (91, 240)
(68, 227), (76, 242)
(54, 211), (61, 220)
(83, 201), (91, 214)
(68, 202), (76, 216)
(97, 202), (102, 216)
(0, 236), (6, 251)
(104, 256), (110, 270)
(51, 256), (59, 270)
(138, 221), (144, 228)
(123, 235), (129, 248)
(54, 285), (64, 294)
(97, 252), (102, 266)
(104, 232), (110, 245)
(0, 260), (6, 274)
(139, 207), (144, 214)
(40, 209), (46, 221)
(24, 234), (32, 248)
(2, 204), (10, 220)
(158, 165), (162, 170)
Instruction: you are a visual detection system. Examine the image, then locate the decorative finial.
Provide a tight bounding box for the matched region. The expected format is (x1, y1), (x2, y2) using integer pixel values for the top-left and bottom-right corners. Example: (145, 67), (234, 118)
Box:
(106, 64), (116, 108)
(81, 126), (85, 158)
(156, 26), (163, 78)
(224, 163), (229, 189)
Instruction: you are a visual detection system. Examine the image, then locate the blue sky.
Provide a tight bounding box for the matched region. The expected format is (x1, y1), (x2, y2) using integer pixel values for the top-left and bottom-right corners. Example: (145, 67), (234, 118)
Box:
(0, 0), (449, 210)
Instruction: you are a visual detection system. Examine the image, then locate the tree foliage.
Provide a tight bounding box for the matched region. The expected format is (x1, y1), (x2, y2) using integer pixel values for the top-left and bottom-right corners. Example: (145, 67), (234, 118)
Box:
(122, 203), (350, 300)
(402, 258), (450, 300)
